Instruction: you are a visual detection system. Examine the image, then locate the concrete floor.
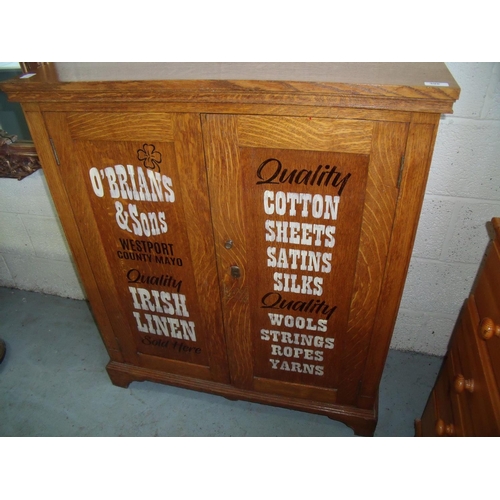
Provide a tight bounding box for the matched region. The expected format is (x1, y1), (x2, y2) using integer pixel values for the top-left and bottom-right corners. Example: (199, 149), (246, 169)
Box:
(0, 286), (442, 437)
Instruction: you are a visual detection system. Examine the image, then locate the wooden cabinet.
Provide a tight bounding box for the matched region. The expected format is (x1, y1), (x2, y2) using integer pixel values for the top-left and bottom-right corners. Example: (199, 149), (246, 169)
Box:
(1, 63), (459, 436)
(416, 218), (500, 436)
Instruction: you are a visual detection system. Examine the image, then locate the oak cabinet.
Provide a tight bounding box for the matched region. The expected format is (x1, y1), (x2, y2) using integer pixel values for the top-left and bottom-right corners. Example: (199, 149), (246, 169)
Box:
(1, 63), (459, 436)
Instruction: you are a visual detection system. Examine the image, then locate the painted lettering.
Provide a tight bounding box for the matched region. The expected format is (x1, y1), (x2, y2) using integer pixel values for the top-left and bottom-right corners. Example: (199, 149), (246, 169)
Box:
(256, 158), (351, 196)
(266, 313), (328, 332)
(265, 220), (335, 248)
(90, 164), (175, 203)
(260, 292), (337, 320)
(260, 329), (334, 349)
(126, 268), (182, 293)
(268, 358), (325, 376)
(128, 286), (190, 317)
(267, 247), (332, 273)
(263, 190), (340, 220)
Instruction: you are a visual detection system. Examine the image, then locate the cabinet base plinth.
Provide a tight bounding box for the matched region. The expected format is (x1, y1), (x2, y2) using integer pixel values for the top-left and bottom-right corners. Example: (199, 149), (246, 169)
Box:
(106, 360), (377, 436)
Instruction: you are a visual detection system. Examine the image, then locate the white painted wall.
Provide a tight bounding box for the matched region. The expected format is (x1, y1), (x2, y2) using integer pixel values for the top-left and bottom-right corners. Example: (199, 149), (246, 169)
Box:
(0, 169), (85, 299)
(0, 62), (499, 355)
(390, 62), (500, 355)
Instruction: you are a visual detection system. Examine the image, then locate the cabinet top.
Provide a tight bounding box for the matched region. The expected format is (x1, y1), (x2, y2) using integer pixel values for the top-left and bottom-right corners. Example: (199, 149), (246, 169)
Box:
(1, 62), (460, 113)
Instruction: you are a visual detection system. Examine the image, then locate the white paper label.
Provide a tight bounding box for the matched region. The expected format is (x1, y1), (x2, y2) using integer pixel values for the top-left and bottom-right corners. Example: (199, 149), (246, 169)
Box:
(424, 81), (450, 87)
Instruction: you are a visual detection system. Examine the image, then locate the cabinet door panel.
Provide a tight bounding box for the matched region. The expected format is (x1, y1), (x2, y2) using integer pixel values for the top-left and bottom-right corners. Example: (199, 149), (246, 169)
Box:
(44, 112), (229, 383)
(237, 116), (373, 153)
(204, 114), (406, 402)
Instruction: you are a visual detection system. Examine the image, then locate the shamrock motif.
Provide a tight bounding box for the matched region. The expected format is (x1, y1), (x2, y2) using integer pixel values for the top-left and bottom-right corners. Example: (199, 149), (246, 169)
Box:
(137, 144), (162, 171)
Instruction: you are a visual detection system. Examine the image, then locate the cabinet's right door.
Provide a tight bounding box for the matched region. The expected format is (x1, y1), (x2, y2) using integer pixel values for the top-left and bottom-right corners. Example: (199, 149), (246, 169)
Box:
(203, 114), (408, 406)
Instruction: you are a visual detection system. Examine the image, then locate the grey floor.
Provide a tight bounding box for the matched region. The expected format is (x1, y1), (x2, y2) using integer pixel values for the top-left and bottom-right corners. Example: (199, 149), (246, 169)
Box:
(0, 286), (442, 437)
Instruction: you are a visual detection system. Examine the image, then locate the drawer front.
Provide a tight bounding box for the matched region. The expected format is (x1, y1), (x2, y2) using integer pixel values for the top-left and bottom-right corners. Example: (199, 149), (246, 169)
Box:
(474, 239), (500, 323)
(433, 358), (462, 436)
(447, 337), (474, 436)
(419, 392), (439, 437)
(473, 235), (500, 387)
(455, 298), (500, 436)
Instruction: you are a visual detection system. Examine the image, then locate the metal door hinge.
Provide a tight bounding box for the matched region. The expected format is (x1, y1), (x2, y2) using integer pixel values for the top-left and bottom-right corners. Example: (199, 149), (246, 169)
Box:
(49, 137), (60, 166)
(397, 154), (405, 189)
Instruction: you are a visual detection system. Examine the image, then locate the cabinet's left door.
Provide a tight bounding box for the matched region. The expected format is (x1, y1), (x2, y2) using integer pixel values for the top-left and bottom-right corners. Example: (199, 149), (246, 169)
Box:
(42, 112), (230, 384)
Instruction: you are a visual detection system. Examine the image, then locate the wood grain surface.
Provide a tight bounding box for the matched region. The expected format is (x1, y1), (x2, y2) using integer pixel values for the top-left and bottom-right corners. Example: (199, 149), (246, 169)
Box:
(3, 63), (459, 436)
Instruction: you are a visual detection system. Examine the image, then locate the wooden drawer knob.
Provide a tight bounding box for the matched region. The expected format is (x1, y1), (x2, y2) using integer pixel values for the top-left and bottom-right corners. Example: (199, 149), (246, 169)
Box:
(435, 419), (455, 436)
(453, 374), (474, 393)
(479, 317), (500, 340)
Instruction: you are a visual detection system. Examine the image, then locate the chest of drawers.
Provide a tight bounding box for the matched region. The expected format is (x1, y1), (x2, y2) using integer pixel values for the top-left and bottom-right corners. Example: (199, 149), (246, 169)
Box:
(416, 218), (500, 436)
